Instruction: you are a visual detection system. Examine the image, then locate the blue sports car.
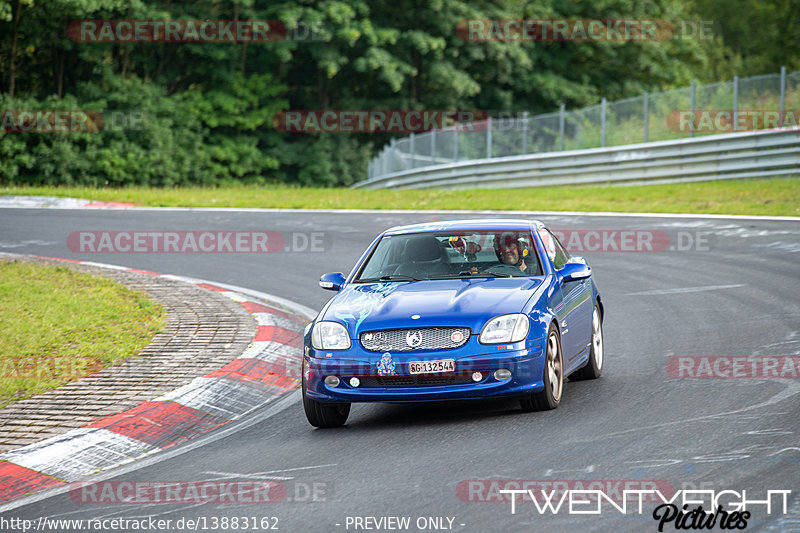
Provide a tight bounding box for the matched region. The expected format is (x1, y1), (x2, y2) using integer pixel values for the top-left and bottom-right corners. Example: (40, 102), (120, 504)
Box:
(302, 219), (604, 428)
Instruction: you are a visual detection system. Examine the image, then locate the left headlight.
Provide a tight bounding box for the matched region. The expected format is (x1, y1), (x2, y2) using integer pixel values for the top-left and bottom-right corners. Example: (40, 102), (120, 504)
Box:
(311, 321), (352, 350)
(479, 314), (529, 344)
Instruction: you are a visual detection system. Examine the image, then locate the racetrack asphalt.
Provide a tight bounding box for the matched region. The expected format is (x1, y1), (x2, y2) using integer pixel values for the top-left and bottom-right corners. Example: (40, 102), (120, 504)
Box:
(0, 207), (798, 532)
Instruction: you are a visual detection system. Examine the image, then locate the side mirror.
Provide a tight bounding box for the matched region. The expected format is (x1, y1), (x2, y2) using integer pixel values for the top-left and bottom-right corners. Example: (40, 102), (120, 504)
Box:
(319, 272), (346, 291)
(559, 260), (591, 282)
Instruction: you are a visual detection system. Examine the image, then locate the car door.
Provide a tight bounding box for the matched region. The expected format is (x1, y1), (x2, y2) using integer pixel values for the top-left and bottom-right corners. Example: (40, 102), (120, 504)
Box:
(539, 229), (592, 363)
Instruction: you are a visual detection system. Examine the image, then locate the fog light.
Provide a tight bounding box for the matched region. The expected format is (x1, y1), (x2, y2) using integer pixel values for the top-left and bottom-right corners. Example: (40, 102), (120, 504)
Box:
(494, 368), (512, 380)
(349, 377), (360, 388)
(324, 375), (340, 387)
(472, 372), (483, 382)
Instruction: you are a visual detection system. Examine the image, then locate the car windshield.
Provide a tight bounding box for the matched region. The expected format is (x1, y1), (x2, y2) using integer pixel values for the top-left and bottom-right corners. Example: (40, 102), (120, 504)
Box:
(354, 230), (542, 282)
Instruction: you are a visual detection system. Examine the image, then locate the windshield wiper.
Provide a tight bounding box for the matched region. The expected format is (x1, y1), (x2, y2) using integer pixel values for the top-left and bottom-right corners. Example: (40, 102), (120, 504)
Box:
(356, 274), (425, 283)
(428, 271), (511, 279)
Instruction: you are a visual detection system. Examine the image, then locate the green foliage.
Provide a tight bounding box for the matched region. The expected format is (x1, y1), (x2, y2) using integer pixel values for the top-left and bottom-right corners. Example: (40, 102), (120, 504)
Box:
(0, 0), (785, 187)
(690, 0), (800, 79)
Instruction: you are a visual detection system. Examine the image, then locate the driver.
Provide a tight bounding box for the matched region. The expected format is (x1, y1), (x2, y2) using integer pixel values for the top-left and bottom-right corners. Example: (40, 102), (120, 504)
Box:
(494, 232), (528, 272)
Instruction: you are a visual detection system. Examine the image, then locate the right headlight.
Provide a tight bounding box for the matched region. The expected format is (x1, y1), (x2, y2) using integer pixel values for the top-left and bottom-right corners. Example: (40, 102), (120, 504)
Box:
(311, 321), (352, 350)
(479, 313), (529, 344)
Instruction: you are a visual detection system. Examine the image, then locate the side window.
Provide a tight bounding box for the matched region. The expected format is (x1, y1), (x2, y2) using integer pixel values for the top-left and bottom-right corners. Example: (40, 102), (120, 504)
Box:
(358, 237), (395, 279)
(538, 229), (570, 270)
(549, 230), (570, 269)
(537, 229), (556, 266)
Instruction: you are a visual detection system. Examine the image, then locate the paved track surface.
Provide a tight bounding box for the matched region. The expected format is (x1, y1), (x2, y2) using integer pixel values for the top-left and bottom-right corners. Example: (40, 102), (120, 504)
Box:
(1, 208), (799, 532)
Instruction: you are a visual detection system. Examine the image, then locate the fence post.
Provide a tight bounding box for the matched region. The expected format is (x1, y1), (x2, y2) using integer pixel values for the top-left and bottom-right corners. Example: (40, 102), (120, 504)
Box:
(780, 66), (786, 127)
(486, 116), (492, 158)
(559, 103), (565, 151)
(431, 130), (437, 165)
(733, 75), (738, 132)
(389, 138), (397, 173)
(521, 111), (529, 154)
(368, 159), (373, 180)
(454, 125), (459, 161)
(690, 80), (695, 138)
(601, 97), (607, 147)
(409, 133), (416, 168)
(381, 149), (387, 175)
(643, 91), (649, 142)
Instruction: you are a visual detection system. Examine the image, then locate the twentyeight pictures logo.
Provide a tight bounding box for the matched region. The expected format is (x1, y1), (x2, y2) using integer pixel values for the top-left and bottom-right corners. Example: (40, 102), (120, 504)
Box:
(458, 480), (792, 531)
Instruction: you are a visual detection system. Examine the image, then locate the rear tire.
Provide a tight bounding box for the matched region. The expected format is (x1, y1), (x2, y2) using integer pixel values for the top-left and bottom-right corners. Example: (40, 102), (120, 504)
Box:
(571, 304), (603, 381)
(520, 325), (563, 411)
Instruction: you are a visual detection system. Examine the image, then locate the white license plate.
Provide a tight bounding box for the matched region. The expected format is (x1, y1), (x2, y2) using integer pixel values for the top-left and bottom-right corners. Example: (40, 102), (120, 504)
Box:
(409, 359), (455, 374)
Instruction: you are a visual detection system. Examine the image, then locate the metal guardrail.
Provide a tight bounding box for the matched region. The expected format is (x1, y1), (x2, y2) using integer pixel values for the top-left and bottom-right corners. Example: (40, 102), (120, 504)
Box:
(352, 128), (800, 189)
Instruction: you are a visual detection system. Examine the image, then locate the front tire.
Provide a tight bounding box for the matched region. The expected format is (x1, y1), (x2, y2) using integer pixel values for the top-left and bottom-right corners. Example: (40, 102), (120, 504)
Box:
(302, 393), (350, 428)
(571, 304), (603, 381)
(302, 364), (350, 428)
(520, 325), (563, 411)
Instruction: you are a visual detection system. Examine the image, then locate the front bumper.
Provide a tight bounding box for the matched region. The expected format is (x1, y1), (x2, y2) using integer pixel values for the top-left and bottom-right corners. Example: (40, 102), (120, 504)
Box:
(303, 336), (545, 403)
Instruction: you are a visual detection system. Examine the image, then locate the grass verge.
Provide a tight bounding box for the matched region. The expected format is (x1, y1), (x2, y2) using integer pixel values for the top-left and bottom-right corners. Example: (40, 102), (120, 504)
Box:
(2, 176), (799, 216)
(0, 260), (165, 408)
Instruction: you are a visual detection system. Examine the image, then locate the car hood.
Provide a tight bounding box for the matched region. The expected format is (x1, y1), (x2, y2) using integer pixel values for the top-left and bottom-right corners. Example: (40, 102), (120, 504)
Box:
(322, 278), (543, 337)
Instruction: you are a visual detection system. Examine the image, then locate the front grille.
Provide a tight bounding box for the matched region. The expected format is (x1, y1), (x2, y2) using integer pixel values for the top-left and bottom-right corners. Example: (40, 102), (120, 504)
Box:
(356, 374), (477, 387)
(360, 327), (471, 352)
